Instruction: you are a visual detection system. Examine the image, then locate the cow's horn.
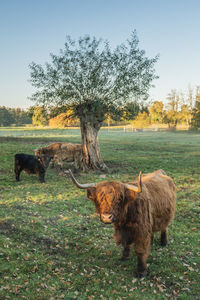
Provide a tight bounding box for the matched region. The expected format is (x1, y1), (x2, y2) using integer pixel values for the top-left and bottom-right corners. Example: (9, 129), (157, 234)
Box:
(125, 171), (142, 193)
(66, 169), (97, 189)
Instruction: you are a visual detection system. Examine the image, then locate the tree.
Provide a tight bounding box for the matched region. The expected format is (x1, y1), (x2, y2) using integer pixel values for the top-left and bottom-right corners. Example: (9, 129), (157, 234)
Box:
(163, 89), (184, 129)
(132, 111), (150, 128)
(191, 86), (200, 129)
(9, 108), (32, 125)
(49, 110), (79, 127)
(27, 106), (36, 119)
(0, 106), (14, 126)
(0, 106), (32, 126)
(29, 33), (158, 171)
(122, 102), (142, 121)
(179, 104), (192, 126)
(149, 101), (164, 123)
(187, 85), (195, 111)
(49, 105), (69, 119)
(32, 106), (48, 126)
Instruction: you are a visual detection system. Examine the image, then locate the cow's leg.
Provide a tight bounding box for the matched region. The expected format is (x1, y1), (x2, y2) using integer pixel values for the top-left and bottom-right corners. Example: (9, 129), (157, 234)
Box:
(160, 228), (168, 246)
(15, 167), (22, 181)
(74, 158), (79, 170)
(15, 171), (20, 181)
(51, 160), (55, 168)
(74, 154), (81, 170)
(57, 159), (63, 170)
(39, 173), (45, 183)
(151, 233), (154, 245)
(114, 227), (132, 261)
(121, 244), (131, 261)
(134, 236), (151, 278)
(136, 253), (148, 278)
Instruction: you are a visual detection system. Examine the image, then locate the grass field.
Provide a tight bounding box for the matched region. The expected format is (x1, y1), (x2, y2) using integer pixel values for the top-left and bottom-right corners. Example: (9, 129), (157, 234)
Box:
(0, 128), (200, 299)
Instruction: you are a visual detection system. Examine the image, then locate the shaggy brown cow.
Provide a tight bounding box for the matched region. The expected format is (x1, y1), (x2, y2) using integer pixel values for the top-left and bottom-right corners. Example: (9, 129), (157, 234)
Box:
(67, 169), (176, 277)
(35, 142), (82, 169)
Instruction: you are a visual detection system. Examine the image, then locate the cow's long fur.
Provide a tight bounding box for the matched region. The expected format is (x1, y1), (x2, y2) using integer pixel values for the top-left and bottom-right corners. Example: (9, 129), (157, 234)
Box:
(70, 169), (176, 277)
(35, 142), (82, 168)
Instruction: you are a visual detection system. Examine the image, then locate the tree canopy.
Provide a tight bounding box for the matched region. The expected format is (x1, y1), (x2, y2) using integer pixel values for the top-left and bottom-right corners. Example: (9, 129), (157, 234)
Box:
(29, 32), (158, 119)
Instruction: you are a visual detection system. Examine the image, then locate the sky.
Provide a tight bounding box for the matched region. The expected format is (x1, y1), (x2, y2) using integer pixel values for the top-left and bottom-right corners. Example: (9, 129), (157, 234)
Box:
(0, 0), (200, 109)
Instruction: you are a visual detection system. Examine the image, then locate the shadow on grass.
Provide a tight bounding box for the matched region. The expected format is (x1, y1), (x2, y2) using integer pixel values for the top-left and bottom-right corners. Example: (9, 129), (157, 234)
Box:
(0, 136), (76, 145)
(0, 220), (73, 257)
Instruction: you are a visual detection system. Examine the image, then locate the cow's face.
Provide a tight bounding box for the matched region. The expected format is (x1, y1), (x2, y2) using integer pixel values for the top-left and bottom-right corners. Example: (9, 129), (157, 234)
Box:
(35, 148), (42, 156)
(37, 155), (53, 169)
(87, 182), (131, 224)
(66, 169), (142, 224)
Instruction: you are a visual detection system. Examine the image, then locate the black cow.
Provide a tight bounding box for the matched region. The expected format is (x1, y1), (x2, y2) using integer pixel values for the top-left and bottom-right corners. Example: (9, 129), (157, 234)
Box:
(14, 153), (53, 183)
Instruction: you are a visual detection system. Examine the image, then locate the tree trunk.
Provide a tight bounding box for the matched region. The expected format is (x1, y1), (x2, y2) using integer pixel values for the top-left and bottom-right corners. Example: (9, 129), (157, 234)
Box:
(79, 119), (108, 172)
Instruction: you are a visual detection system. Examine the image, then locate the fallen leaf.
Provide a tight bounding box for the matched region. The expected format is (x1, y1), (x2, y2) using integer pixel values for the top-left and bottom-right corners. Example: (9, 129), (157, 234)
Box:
(157, 284), (164, 292)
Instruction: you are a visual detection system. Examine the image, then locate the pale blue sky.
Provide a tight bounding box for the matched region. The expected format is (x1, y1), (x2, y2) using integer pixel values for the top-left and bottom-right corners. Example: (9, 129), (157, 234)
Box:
(0, 0), (200, 108)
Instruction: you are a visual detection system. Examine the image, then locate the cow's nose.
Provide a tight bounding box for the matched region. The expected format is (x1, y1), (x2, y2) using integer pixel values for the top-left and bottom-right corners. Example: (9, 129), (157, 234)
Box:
(100, 214), (115, 224)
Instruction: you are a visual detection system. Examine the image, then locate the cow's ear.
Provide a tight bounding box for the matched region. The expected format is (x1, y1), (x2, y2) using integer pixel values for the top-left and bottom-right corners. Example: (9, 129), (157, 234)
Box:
(124, 187), (136, 204)
(87, 187), (97, 200)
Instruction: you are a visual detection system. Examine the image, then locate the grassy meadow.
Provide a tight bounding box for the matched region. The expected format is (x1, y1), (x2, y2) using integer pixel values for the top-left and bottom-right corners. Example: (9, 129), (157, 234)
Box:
(0, 127), (200, 299)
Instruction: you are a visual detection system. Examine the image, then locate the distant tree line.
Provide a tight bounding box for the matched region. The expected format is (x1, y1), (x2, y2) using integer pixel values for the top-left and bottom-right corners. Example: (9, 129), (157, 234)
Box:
(29, 102), (148, 127)
(132, 85), (200, 130)
(29, 85), (200, 130)
(0, 106), (32, 126)
(1, 85), (200, 129)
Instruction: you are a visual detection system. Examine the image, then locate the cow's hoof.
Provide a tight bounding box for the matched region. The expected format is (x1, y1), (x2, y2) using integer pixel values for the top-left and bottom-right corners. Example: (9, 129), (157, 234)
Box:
(120, 256), (130, 262)
(161, 242), (168, 247)
(136, 270), (147, 278)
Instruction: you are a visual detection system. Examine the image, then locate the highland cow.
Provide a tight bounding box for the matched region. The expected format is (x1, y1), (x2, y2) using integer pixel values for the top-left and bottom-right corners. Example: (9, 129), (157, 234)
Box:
(14, 153), (53, 183)
(35, 142), (82, 169)
(67, 169), (176, 277)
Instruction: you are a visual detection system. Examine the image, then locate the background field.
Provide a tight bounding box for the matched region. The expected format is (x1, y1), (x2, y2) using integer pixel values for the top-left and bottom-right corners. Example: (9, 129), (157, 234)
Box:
(0, 128), (200, 299)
